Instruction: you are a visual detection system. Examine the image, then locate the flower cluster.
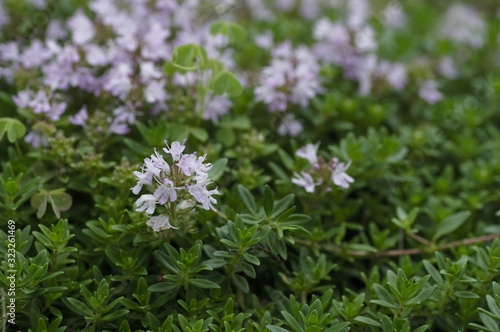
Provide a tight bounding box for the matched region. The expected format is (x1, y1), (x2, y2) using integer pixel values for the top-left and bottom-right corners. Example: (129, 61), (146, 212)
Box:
(131, 141), (219, 232)
(292, 143), (354, 193)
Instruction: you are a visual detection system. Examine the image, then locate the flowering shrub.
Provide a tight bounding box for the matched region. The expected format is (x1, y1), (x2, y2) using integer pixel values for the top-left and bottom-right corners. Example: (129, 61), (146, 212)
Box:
(1, 0), (500, 331)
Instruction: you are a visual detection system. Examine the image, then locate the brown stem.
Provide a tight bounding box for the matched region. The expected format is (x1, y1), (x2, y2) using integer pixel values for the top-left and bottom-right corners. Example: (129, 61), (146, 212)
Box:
(296, 234), (500, 258)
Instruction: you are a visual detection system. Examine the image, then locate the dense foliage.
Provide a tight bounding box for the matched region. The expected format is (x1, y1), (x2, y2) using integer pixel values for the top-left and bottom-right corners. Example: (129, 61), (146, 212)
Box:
(1, 0), (500, 331)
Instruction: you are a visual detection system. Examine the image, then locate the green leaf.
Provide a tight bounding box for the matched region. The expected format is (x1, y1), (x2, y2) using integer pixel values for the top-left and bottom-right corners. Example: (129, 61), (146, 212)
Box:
(0, 117), (26, 143)
(209, 21), (247, 42)
(281, 311), (304, 332)
(211, 70), (243, 97)
(433, 211), (471, 241)
(423, 260), (444, 286)
(171, 43), (208, 72)
(266, 326), (289, 332)
(65, 298), (94, 317)
(208, 158), (228, 181)
(189, 278), (220, 289)
(454, 291), (480, 299)
(48, 188), (73, 219)
(31, 190), (48, 219)
(263, 185), (274, 218)
(354, 316), (382, 327)
(232, 274), (249, 293)
(237, 185), (257, 214)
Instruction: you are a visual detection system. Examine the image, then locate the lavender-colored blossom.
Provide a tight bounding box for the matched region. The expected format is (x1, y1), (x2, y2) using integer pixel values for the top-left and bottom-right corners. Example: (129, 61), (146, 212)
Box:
(27, 0), (47, 9)
(255, 31), (274, 50)
(135, 194), (157, 214)
(154, 179), (177, 204)
(21, 40), (52, 68)
(296, 143), (320, 167)
(24, 130), (49, 148)
(419, 80), (443, 104)
(29, 91), (51, 114)
(146, 215), (177, 232)
(0, 42), (19, 62)
(103, 63), (132, 99)
(203, 94), (232, 123)
(69, 106), (88, 126)
(46, 20), (68, 40)
(67, 10), (96, 45)
(331, 158), (354, 189)
(438, 57), (458, 79)
(144, 80), (168, 104)
(164, 141), (186, 161)
(439, 4), (486, 49)
(277, 114), (303, 137)
(382, 2), (407, 28)
(13, 91), (32, 108)
(132, 141), (220, 224)
(292, 171), (318, 193)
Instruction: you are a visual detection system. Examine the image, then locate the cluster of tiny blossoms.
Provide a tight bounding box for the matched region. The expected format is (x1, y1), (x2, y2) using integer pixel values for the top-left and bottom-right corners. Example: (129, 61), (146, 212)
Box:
(131, 141), (219, 232)
(292, 143), (354, 193)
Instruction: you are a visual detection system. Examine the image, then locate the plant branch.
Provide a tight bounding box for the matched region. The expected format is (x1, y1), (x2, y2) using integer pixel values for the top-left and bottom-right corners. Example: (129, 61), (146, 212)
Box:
(296, 234), (500, 258)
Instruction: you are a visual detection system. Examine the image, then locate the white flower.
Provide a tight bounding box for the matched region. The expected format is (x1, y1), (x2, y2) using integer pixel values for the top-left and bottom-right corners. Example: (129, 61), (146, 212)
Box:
(292, 171), (318, 193)
(331, 158), (355, 189)
(163, 140), (186, 161)
(135, 194), (157, 214)
(146, 215), (177, 232)
(296, 142), (320, 167)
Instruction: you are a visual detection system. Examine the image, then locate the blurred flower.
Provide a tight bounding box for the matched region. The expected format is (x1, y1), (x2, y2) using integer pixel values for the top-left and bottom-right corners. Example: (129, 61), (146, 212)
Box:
(439, 4), (486, 49)
(419, 80), (443, 104)
(146, 215), (177, 232)
(292, 171), (318, 193)
(296, 142), (320, 167)
(331, 158), (355, 189)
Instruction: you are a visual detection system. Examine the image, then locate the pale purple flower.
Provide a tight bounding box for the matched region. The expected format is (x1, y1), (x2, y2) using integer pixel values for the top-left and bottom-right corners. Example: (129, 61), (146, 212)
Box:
(69, 106), (88, 126)
(0, 4), (9, 28)
(277, 114), (303, 137)
(202, 94), (231, 123)
(292, 171), (318, 193)
(27, 0), (47, 9)
(146, 215), (177, 232)
(21, 40), (52, 68)
(255, 31), (274, 50)
(439, 4), (486, 49)
(135, 194), (157, 214)
(154, 179), (178, 204)
(13, 91), (32, 108)
(296, 142), (320, 167)
(103, 63), (132, 99)
(67, 10), (96, 44)
(188, 178), (219, 211)
(438, 57), (458, 79)
(144, 80), (168, 104)
(140, 62), (163, 82)
(46, 20), (67, 40)
(131, 170), (153, 195)
(419, 80), (443, 104)
(331, 158), (354, 189)
(348, 0), (370, 28)
(0, 42), (19, 62)
(29, 91), (51, 114)
(382, 2), (407, 28)
(24, 131), (48, 148)
(85, 44), (110, 66)
(164, 141), (186, 161)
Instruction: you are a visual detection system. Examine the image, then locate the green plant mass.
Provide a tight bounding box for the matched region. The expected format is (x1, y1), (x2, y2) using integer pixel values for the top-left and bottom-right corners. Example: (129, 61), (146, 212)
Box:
(1, 0), (500, 331)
